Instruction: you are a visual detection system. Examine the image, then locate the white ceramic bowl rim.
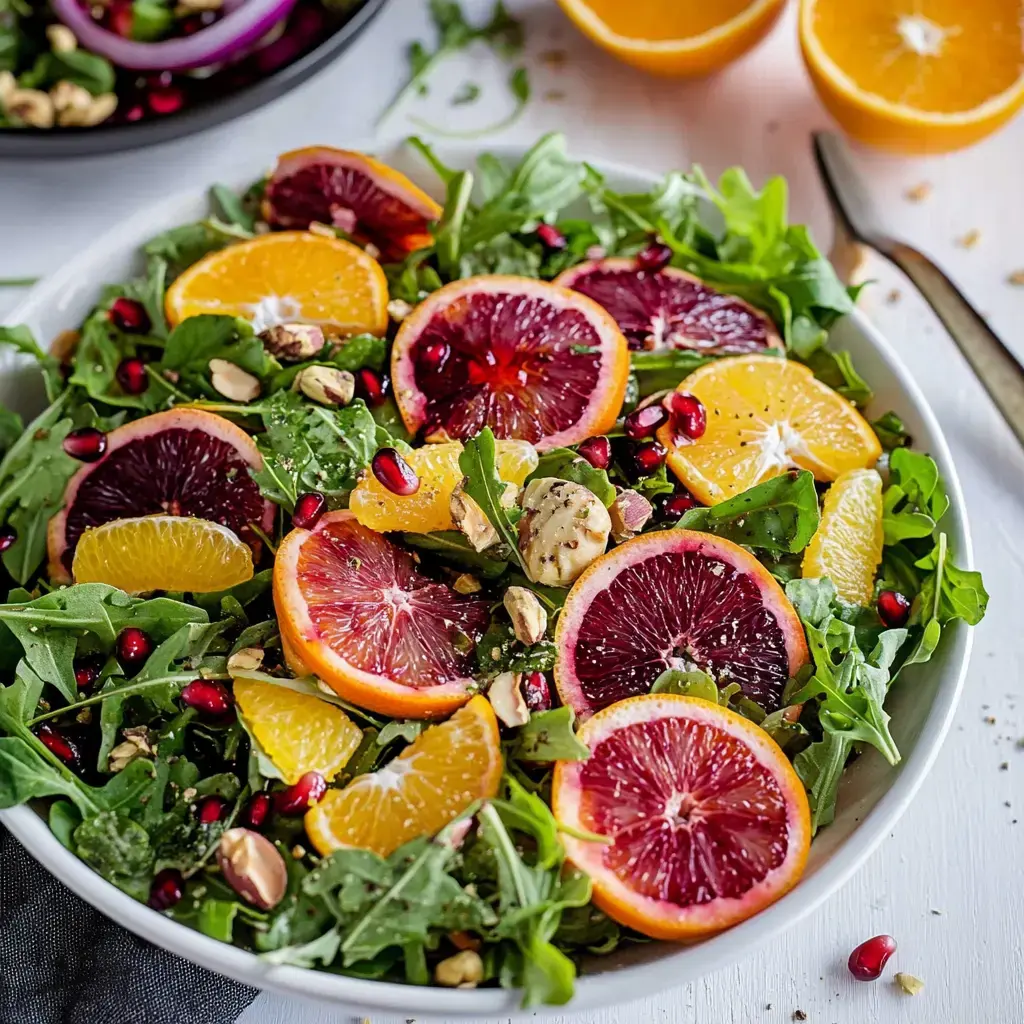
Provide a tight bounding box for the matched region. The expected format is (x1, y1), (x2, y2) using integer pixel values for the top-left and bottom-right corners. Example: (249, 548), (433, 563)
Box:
(0, 143), (974, 1020)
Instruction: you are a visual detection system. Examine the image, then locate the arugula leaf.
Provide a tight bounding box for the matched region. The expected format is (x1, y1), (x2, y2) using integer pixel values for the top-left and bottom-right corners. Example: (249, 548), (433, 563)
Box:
(881, 448), (950, 545)
(18, 48), (115, 95)
(630, 349), (716, 396)
(0, 405), (23, 456)
(793, 731), (852, 832)
(402, 531), (509, 578)
(0, 735), (88, 810)
(527, 448), (615, 507)
(0, 324), (64, 401)
(871, 411), (912, 451)
(915, 533), (988, 627)
(144, 219), (252, 281)
(74, 810), (154, 900)
(209, 184), (256, 233)
(650, 666), (720, 703)
(509, 707), (589, 763)
(160, 315), (277, 389)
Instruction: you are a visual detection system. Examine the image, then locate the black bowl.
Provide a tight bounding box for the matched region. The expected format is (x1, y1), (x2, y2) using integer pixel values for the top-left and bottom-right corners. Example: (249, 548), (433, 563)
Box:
(0, 0), (389, 160)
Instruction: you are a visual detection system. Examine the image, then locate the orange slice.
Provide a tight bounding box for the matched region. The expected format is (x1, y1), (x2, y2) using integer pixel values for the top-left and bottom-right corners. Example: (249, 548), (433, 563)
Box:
(800, 0), (1024, 153)
(232, 677), (362, 784)
(304, 695), (502, 857)
(349, 439), (538, 534)
(72, 515), (253, 593)
(557, 0), (786, 77)
(657, 355), (881, 506)
(802, 468), (884, 605)
(164, 231), (389, 335)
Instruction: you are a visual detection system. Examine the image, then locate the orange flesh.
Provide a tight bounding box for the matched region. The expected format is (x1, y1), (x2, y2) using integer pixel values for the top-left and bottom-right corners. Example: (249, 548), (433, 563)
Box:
(581, 0), (764, 40)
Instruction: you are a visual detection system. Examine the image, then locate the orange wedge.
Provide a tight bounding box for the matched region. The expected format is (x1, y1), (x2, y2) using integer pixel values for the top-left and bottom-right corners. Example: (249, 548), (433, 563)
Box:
(657, 355), (881, 506)
(350, 439), (537, 534)
(802, 468), (884, 605)
(557, 0), (786, 77)
(800, 0), (1024, 153)
(304, 695), (502, 857)
(72, 515), (253, 593)
(164, 231), (389, 335)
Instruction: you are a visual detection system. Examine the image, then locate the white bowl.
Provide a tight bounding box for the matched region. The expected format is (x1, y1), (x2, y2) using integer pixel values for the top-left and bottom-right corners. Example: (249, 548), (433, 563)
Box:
(0, 142), (974, 1019)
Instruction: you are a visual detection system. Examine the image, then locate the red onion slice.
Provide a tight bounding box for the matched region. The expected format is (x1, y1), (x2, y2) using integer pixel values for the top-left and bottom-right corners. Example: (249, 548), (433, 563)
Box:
(52, 0), (300, 71)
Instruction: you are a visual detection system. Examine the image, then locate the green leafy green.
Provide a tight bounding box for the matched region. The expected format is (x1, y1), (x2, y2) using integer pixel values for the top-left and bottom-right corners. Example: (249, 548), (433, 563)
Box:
(527, 448), (615, 507)
(509, 707), (589, 763)
(0, 324), (64, 402)
(871, 411), (912, 451)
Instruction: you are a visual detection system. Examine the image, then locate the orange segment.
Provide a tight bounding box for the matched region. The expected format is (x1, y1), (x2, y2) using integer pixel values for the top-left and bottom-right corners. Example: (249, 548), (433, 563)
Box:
(304, 695), (502, 857)
(350, 440), (538, 534)
(164, 231), (389, 335)
(72, 515), (253, 593)
(802, 468), (884, 605)
(657, 355), (881, 506)
(233, 677), (362, 784)
(557, 0), (785, 76)
(800, 0), (1024, 152)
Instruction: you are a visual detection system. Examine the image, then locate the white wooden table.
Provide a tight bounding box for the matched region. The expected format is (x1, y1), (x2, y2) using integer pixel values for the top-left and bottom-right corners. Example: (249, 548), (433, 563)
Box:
(2, 2), (1022, 1021)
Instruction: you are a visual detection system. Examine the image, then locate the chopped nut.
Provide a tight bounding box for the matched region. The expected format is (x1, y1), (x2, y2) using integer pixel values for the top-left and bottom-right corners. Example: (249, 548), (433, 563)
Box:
(904, 182), (932, 202)
(175, 0), (222, 10)
(608, 488), (653, 542)
(218, 828), (288, 910)
(75, 707), (93, 725)
(108, 725), (157, 772)
(6, 89), (55, 129)
(181, 787), (197, 803)
(503, 586), (547, 645)
(453, 573), (482, 595)
(792, 1012), (807, 1022)
(450, 483), (498, 552)
(259, 323), (325, 361)
(290, 844), (306, 859)
(487, 671), (529, 728)
(0, 71), (16, 106)
(227, 647), (264, 675)
(210, 358), (261, 402)
(894, 972), (924, 996)
(59, 91), (117, 128)
(956, 229), (981, 250)
(46, 24), (78, 53)
(434, 949), (484, 988)
(364, 242), (381, 260)
(885, 288), (902, 305)
(1008, 270), (1024, 287)
(50, 80), (92, 125)
(387, 299), (414, 321)
(49, 329), (80, 363)
(296, 365), (355, 406)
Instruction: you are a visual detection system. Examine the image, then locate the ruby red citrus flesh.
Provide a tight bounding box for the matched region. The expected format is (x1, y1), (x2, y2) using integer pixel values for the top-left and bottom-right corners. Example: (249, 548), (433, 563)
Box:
(48, 408), (274, 581)
(555, 259), (782, 354)
(273, 511), (490, 718)
(391, 275), (630, 450)
(552, 694), (811, 940)
(262, 147), (442, 261)
(555, 529), (808, 718)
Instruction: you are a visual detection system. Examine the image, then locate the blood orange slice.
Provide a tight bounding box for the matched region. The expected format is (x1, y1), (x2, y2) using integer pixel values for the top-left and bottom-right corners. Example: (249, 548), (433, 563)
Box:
(555, 530), (808, 718)
(48, 409), (274, 582)
(273, 511), (491, 719)
(262, 147), (442, 260)
(551, 694), (811, 940)
(555, 259), (782, 354)
(391, 276), (630, 449)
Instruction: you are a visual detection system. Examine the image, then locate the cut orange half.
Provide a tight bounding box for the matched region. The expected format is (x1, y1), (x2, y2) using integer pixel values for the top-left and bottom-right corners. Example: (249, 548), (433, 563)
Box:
(304, 695), (502, 857)
(558, 0), (786, 77)
(800, 0), (1024, 153)
(164, 231), (389, 335)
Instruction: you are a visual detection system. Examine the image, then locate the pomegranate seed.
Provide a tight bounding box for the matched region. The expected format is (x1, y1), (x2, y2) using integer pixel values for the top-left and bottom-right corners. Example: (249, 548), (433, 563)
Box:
(197, 796), (227, 824)
(624, 404), (669, 440)
(667, 392), (707, 441)
(124, 104), (145, 123)
(74, 655), (104, 690)
(148, 869), (184, 911)
(37, 724), (79, 764)
(632, 440), (667, 476)
(877, 590), (911, 628)
(105, 0), (134, 37)
(62, 427), (107, 462)
(658, 492), (698, 521)
(577, 435), (611, 470)
(180, 679), (233, 718)
(372, 447), (420, 496)
(635, 241), (673, 273)
(0, 525), (16, 552)
(848, 934), (897, 981)
(355, 368), (388, 407)
(273, 771), (327, 816)
(116, 357), (149, 395)
(147, 85), (186, 116)
(292, 491), (327, 530)
(116, 627), (153, 670)
(242, 792), (272, 830)
(521, 671), (552, 712)
(108, 297), (150, 334)
(418, 340), (450, 374)
(536, 223), (567, 251)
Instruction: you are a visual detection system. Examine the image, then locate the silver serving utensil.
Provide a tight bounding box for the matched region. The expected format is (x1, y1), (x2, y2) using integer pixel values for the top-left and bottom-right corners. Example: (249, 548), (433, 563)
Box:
(813, 130), (1024, 449)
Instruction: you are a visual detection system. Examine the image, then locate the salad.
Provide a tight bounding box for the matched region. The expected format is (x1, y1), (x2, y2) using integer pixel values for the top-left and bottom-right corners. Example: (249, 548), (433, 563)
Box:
(0, 0), (363, 130)
(0, 134), (988, 1007)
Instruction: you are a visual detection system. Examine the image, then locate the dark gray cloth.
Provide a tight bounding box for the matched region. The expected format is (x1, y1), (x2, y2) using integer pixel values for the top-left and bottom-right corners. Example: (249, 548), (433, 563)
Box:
(0, 826), (258, 1024)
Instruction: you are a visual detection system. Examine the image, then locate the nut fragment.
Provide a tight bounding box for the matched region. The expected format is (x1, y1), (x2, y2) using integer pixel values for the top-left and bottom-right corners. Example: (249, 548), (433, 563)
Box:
(176, 0), (223, 10)
(6, 89), (55, 129)
(487, 671), (529, 728)
(608, 488), (653, 542)
(108, 725), (156, 772)
(227, 647), (264, 675)
(217, 827), (288, 910)
(517, 478), (611, 586)
(209, 358), (261, 402)
(434, 949), (484, 989)
(453, 573), (482, 595)
(259, 322), (325, 361)
(296, 365), (355, 406)
(503, 586), (547, 645)
(387, 298), (414, 322)
(0, 71), (15, 106)
(51, 80), (92, 124)
(894, 972), (924, 996)
(450, 483), (498, 552)
(46, 24), (78, 53)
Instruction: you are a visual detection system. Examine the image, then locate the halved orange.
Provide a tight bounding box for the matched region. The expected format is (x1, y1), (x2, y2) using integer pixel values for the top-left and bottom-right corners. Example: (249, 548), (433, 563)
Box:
(802, 468), (884, 605)
(72, 515), (253, 594)
(800, 0), (1024, 153)
(164, 231), (389, 335)
(349, 439), (538, 534)
(557, 0), (786, 77)
(304, 695), (502, 857)
(657, 355), (881, 506)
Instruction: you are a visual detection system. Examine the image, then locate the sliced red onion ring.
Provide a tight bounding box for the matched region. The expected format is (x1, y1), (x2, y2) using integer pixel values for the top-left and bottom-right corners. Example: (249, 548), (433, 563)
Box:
(52, 0), (299, 71)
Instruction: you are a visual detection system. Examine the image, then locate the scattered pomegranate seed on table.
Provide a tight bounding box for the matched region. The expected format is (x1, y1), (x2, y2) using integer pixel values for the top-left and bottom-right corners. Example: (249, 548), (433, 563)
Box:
(273, 771), (327, 816)
(624, 404), (668, 439)
(62, 427), (107, 462)
(848, 934), (897, 981)
(108, 297), (150, 334)
(537, 223), (568, 251)
(0, 525), (16, 553)
(115, 627), (153, 670)
(632, 440), (667, 475)
(292, 491), (327, 530)
(115, 357), (149, 395)
(877, 590), (911, 628)
(667, 392), (707, 441)
(37, 724), (79, 764)
(372, 447), (420, 496)
(180, 679), (233, 718)
(577, 435), (612, 469)
(635, 241), (673, 273)
(148, 869), (184, 911)
(242, 792), (272, 830)
(197, 796), (228, 824)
